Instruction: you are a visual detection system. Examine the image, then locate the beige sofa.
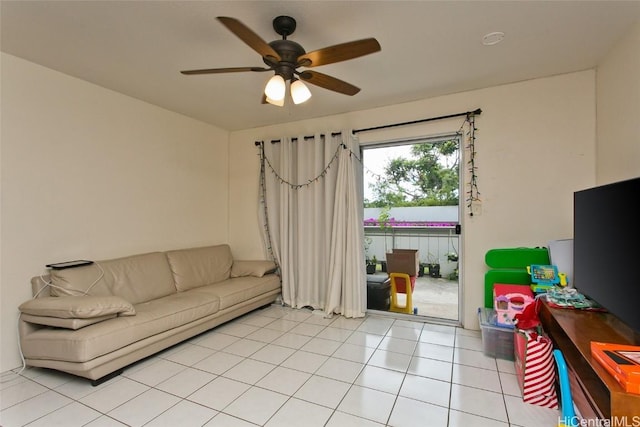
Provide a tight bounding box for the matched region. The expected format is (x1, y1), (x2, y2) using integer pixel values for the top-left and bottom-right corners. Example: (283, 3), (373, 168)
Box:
(17, 244), (280, 385)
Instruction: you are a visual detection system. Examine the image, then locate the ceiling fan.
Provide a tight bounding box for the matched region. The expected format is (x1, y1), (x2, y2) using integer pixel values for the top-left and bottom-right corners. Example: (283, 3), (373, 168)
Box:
(180, 16), (381, 106)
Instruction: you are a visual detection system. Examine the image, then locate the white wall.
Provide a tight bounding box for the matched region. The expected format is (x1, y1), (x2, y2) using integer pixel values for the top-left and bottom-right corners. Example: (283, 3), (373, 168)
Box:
(228, 70), (596, 330)
(596, 20), (640, 184)
(0, 53), (230, 372)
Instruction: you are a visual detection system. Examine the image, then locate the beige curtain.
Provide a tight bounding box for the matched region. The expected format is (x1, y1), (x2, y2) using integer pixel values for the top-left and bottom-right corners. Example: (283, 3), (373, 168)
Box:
(260, 131), (366, 317)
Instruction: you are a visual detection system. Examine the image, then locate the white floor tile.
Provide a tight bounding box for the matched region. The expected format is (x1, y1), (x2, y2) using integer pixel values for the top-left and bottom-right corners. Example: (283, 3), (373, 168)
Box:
(223, 386), (289, 425)
(294, 375), (351, 409)
(161, 343), (215, 366)
(407, 356), (452, 382)
(504, 394), (560, 427)
(79, 377), (149, 413)
(304, 312), (335, 326)
(271, 332), (312, 349)
(25, 401), (101, 427)
(378, 336), (417, 355)
(368, 349), (412, 372)
(449, 383), (508, 422)
(451, 363), (502, 392)
(221, 338), (266, 357)
(386, 324), (421, 341)
(256, 366), (311, 395)
(388, 396), (448, 427)
(337, 385), (396, 424)
(17, 368), (73, 390)
(300, 336), (342, 355)
(422, 323), (456, 334)
(345, 331), (385, 348)
(357, 317), (394, 335)
(326, 411), (385, 426)
(124, 358), (186, 387)
(499, 371), (523, 397)
(453, 347), (498, 371)
(330, 316), (365, 331)
(193, 350), (244, 375)
(289, 322), (326, 337)
(413, 341), (454, 362)
(250, 343), (296, 364)
(316, 326), (355, 342)
(0, 378), (48, 410)
(0, 390), (72, 427)
(281, 350), (328, 374)
(0, 371), (28, 391)
(282, 309), (314, 322)
(204, 412), (256, 427)
(264, 318), (300, 333)
(316, 357), (364, 383)
(265, 397), (333, 427)
(245, 326), (285, 343)
(419, 329), (456, 347)
(83, 415), (129, 426)
(0, 306), (553, 427)
(354, 365), (405, 395)
(238, 312), (278, 328)
(496, 357), (517, 374)
(155, 366), (216, 398)
(332, 342), (376, 363)
(54, 375), (112, 401)
(107, 388), (180, 427)
(194, 332), (240, 350)
(393, 319), (425, 331)
(448, 408), (509, 427)
(455, 334), (484, 351)
(144, 399), (217, 427)
(399, 374), (450, 407)
(215, 322), (260, 337)
(187, 376), (250, 411)
(222, 358), (275, 384)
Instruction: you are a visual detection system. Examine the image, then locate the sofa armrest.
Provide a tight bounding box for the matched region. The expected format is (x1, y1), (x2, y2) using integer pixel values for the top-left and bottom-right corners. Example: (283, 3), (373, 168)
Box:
(19, 295), (135, 319)
(231, 260), (277, 278)
(20, 313), (117, 330)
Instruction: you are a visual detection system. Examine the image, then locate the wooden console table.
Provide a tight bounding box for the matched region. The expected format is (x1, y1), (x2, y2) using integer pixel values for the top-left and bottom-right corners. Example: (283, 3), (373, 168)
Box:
(539, 299), (640, 419)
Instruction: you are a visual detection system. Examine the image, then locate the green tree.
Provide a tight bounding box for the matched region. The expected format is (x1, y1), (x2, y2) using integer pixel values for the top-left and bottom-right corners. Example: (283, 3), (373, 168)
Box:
(365, 140), (459, 207)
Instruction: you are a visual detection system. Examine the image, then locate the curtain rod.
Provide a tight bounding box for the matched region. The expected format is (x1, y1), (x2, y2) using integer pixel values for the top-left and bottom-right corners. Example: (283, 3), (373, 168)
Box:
(254, 108), (481, 145)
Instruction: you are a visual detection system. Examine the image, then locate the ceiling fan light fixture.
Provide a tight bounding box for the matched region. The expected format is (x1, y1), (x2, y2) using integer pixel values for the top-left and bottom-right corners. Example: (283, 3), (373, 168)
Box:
(265, 74), (286, 101)
(265, 96), (285, 107)
(291, 79), (312, 104)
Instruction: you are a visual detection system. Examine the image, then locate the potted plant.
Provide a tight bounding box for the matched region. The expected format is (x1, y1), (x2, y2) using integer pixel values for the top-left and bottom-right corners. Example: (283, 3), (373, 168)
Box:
(366, 255), (377, 274)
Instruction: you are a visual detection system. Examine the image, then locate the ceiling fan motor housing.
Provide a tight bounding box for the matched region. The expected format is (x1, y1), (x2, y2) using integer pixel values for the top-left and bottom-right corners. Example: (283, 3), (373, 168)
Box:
(265, 39), (306, 80)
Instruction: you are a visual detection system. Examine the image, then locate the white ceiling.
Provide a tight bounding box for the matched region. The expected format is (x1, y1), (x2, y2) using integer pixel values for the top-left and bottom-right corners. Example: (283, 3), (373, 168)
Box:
(2, 1), (639, 131)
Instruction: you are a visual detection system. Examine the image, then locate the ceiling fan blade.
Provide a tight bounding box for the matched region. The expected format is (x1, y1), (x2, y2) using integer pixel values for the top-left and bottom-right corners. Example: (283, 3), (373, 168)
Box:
(181, 67), (271, 75)
(298, 70), (360, 96)
(298, 38), (381, 67)
(217, 16), (281, 61)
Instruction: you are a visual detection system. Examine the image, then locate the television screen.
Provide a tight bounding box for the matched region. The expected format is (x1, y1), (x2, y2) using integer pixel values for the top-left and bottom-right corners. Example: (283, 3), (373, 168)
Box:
(573, 177), (640, 334)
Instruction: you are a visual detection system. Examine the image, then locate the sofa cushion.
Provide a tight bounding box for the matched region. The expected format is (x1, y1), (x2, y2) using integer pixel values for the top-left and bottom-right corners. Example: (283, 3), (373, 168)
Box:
(191, 275), (281, 310)
(231, 260), (277, 278)
(19, 296), (135, 318)
(49, 252), (176, 304)
(166, 245), (233, 291)
(20, 291), (220, 363)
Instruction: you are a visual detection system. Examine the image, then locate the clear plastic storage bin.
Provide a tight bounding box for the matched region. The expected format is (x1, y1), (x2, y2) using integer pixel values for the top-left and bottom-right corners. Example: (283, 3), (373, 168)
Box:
(478, 307), (515, 361)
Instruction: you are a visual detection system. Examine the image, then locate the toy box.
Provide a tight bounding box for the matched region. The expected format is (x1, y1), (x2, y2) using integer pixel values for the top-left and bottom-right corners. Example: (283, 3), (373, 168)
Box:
(493, 283), (534, 327)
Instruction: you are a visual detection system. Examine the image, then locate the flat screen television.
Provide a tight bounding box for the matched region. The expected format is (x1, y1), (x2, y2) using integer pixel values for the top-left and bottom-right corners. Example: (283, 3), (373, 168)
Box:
(573, 176), (640, 336)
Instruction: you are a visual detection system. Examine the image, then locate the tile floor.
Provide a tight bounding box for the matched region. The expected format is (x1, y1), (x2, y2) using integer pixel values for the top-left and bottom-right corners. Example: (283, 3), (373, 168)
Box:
(0, 305), (560, 427)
